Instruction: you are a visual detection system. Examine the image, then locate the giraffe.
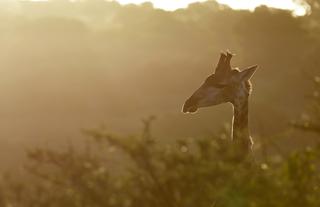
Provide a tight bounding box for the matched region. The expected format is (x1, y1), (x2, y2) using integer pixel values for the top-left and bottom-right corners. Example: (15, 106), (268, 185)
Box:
(182, 51), (257, 158)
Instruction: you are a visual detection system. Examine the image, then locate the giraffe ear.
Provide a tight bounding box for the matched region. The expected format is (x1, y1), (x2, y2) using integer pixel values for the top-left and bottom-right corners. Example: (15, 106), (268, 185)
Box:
(239, 65), (258, 81)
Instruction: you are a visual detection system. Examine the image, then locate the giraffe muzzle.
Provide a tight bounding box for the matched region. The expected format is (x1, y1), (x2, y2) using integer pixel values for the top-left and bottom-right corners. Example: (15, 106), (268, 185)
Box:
(182, 98), (198, 113)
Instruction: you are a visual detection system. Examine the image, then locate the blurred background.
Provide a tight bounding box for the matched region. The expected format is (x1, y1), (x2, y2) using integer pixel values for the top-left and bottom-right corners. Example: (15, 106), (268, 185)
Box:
(0, 0), (318, 169)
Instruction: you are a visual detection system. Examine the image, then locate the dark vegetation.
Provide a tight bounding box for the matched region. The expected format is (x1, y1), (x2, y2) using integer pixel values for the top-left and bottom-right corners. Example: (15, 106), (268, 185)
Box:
(0, 0), (319, 206)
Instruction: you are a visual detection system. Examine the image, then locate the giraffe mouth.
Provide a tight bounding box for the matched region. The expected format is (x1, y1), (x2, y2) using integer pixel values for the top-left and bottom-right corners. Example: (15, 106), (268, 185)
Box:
(186, 106), (198, 113)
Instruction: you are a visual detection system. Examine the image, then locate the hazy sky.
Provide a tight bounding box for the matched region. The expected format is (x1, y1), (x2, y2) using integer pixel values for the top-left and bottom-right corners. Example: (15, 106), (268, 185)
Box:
(116, 0), (309, 15)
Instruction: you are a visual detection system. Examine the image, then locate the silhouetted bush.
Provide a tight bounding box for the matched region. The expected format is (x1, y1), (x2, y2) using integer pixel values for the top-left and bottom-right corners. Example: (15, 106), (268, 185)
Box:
(1, 115), (319, 207)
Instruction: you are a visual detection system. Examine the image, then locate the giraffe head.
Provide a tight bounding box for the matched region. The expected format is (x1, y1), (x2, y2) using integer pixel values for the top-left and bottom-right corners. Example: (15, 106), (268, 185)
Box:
(183, 52), (257, 113)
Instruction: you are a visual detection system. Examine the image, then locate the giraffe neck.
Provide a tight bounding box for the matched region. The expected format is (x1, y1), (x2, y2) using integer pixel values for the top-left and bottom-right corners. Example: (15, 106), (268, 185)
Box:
(231, 95), (253, 154)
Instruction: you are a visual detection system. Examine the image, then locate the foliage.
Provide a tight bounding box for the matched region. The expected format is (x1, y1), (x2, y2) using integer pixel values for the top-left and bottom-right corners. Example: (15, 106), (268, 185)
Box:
(292, 75), (320, 133)
(0, 116), (319, 207)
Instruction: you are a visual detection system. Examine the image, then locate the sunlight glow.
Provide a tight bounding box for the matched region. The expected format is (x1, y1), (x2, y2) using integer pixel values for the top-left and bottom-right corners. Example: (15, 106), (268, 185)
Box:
(116, 0), (309, 16)
(116, 0), (206, 11)
(216, 0), (309, 16)
(26, 0), (310, 16)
